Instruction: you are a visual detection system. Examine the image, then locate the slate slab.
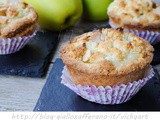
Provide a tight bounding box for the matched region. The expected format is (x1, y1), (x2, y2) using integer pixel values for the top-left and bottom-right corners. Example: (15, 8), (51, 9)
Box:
(152, 43), (160, 65)
(34, 59), (160, 111)
(0, 31), (59, 77)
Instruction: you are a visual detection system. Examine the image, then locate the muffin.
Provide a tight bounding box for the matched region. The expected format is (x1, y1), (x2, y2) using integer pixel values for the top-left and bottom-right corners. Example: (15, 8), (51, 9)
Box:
(60, 28), (155, 104)
(108, 0), (160, 44)
(0, 1), (38, 54)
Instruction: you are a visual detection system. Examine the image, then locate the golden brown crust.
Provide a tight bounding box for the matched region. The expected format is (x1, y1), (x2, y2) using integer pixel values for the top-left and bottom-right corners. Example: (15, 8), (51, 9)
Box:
(60, 28), (154, 77)
(108, 0), (160, 31)
(0, 2), (38, 38)
(67, 65), (147, 87)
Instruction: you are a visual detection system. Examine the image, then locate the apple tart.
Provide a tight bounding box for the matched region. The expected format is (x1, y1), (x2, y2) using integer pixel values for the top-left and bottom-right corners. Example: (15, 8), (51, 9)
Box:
(0, 1), (38, 38)
(0, 1), (38, 54)
(60, 28), (154, 87)
(60, 28), (155, 104)
(108, 0), (160, 44)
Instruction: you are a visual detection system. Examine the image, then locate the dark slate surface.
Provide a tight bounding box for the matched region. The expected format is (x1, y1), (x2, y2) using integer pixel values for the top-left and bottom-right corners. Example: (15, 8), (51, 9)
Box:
(152, 43), (160, 65)
(34, 59), (160, 111)
(0, 31), (59, 77)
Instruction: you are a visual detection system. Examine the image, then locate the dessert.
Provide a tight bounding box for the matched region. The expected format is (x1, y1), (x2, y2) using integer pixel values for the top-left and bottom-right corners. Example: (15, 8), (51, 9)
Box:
(61, 28), (154, 86)
(0, 1), (38, 54)
(60, 28), (155, 104)
(108, 0), (160, 44)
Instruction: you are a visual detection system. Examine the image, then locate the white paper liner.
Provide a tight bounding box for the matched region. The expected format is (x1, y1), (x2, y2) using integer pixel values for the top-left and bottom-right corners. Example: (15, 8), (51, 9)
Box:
(0, 31), (36, 55)
(61, 65), (155, 105)
(109, 20), (160, 45)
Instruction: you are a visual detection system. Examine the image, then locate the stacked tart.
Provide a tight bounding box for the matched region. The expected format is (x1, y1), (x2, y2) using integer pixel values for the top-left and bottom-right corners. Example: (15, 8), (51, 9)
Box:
(0, 2), (38, 54)
(108, 0), (160, 44)
(60, 28), (155, 104)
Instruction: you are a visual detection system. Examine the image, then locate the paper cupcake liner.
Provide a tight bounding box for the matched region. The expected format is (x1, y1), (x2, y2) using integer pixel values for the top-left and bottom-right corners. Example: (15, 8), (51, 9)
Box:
(124, 29), (160, 45)
(109, 20), (120, 29)
(109, 21), (160, 45)
(0, 31), (36, 55)
(61, 65), (155, 105)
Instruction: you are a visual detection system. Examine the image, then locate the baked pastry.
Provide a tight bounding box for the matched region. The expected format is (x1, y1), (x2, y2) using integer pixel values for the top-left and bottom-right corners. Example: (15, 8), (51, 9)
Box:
(0, 1), (38, 54)
(60, 28), (154, 87)
(0, 2), (38, 38)
(108, 0), (160, 44)
(60, 28), (155, 104)
(108, 0), (160, 31)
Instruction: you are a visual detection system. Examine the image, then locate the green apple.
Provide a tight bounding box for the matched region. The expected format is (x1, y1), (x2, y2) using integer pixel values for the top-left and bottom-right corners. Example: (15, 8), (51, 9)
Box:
(22, 0), (83, 31)
(82, 0), (113, 21)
